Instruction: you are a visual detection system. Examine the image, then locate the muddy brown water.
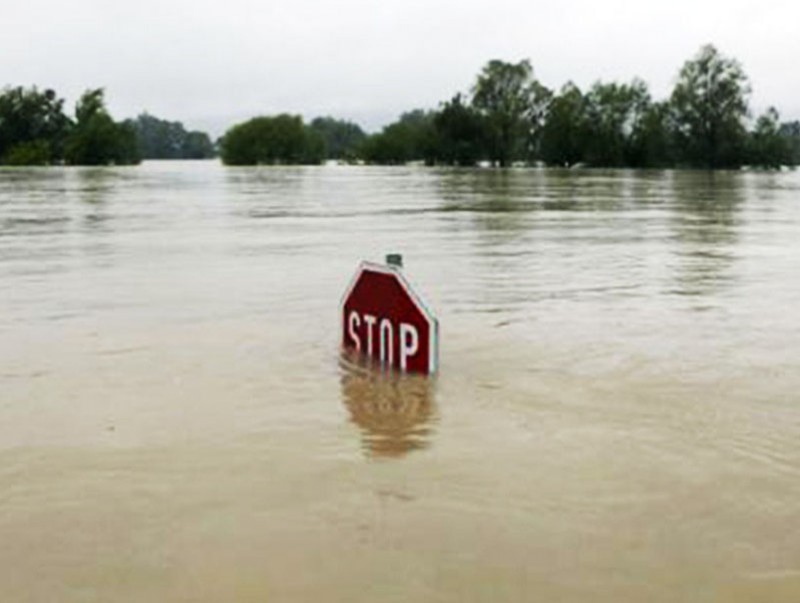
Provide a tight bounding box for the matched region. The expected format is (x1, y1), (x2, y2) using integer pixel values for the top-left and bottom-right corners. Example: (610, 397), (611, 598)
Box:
(1, 162), (799, 601)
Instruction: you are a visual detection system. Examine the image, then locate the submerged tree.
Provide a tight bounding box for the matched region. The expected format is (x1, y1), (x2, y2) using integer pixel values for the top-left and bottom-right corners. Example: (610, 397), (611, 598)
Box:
(471, 59), (551, 166)
(127, 113), (214, 159)
(431, 94), (486, 166)
(308, 116), (366, 160)
(359, 110), (437, 165)
(64, 89), (139, 165)
(780, 121), (800, 166)
(670, 44), (750, 168)
(181, 130), (216, 159)
(626, 101), (675, 168)
(0, 86), (70, 164)
(583, 79), (652, 167)
(539, 82), (588, 167)
(219, 114), (324, 165)
(748, 108), (793, 169)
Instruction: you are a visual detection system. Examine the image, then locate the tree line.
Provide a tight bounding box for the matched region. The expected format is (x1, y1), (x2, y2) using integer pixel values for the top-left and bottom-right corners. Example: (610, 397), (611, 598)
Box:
(221, 44), (800, 169)
(3, 45), (798, 169)
(0, 87), (215, 165)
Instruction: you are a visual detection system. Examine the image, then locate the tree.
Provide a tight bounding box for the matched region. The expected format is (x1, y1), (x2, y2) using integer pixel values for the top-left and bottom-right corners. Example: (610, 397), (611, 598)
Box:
(359, 127), (409, 165)
(181, 130), (215, 159)
(670, 44), (751, 168)
(748, 108), (793, 169)
(308, 116), (366, 160)
(627, 101), (675, 168)
(431, 94), (486, 166)
(780, 121), (800, 166)
(0, 86), (70, 164)
(471, 59), (551, 166)
(219, 114), (324, 165)
(360, 110), (436, 165)
(583, 79), (651, 167)
(126, 113), (215, 159)
(539, 82), (588, 167)
(127, 113), (181, 159)
(64, 89), (139, 165)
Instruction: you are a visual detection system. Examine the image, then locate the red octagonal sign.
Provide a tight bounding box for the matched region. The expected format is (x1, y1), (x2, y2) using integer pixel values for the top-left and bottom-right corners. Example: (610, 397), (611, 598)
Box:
(341, 262), (438, 374)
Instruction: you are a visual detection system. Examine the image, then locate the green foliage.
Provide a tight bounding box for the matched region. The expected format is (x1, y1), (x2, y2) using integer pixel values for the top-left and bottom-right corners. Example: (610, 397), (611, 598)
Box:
(780, 121), (800, 166)
(627, 101), (674, 168)
(127, 113), (215, 159)
(748, 108), (792, 169)
(220, 114), (324, 165)
(2, 140), (53, 165)
(583, 79), (651, 167)
(539, 83), (588, 167)
(75, 89), (105, 125)
(64, 89), (139, 165)
(360, 110), (437, 165)
(471, 59), (551, 166)
(309, 117), (366, 160)
(670, 44), (751, 168)
(431, 94), (486, 166)
(0, 86), (137, 166)
(359, 130), (406, 165)
(0, 86), (70, 164)
(305, 127), (326, 164)
(182, 130), (216, 159)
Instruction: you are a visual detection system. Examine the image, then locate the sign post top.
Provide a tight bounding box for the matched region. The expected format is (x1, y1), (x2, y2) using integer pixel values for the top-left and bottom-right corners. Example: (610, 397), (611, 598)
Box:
(341, 261), (438, 375)
(385, 253), (403, 268)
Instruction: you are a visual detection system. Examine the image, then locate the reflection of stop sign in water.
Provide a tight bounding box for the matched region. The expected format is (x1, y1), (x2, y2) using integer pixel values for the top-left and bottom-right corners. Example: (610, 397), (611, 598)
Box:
(341, 262), (438, 374)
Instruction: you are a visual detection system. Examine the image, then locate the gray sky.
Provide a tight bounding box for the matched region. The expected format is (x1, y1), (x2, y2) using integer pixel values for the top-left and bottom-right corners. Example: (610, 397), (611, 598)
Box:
(3, 0), (798, 136)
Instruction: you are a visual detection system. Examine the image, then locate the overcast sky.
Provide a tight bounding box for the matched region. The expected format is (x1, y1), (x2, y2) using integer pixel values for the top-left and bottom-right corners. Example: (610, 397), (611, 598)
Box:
(3, 0), (798, 135)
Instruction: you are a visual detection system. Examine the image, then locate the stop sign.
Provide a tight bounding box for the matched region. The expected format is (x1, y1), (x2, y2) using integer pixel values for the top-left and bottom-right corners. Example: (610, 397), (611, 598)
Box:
(341, 262), (438, 374)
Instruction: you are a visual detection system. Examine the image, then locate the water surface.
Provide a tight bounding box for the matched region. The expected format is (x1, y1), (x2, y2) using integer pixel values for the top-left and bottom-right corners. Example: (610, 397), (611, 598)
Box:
(1, 162), (799, 601)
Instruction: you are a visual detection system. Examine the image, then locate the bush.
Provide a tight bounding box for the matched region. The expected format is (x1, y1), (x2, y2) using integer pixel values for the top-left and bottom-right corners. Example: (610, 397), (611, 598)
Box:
(220, 114), (324, 165)
(2, 140), (53, 165)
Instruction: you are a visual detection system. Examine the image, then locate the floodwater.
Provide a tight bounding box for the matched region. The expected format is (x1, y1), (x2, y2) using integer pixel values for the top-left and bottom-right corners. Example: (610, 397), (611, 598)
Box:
(1, 162), (799, 602)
